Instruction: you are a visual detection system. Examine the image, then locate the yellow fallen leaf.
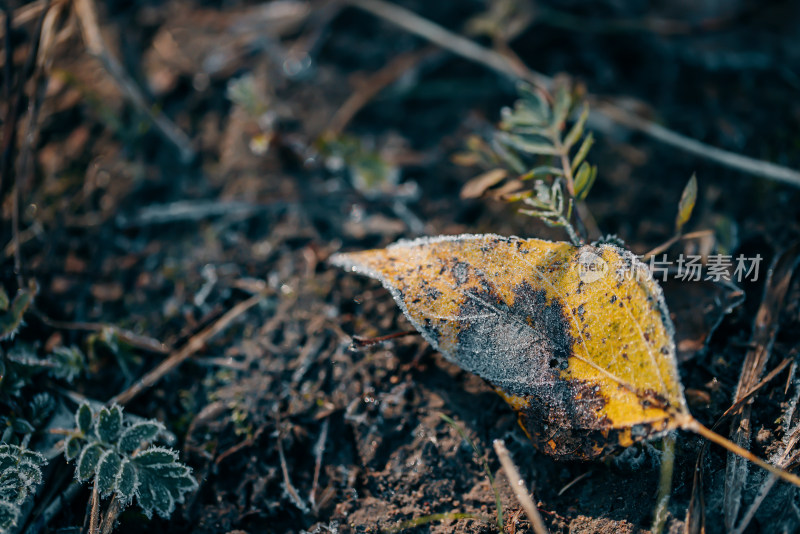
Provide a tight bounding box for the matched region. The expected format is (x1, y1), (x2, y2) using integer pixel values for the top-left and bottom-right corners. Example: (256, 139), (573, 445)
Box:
(332, 234), (800, 485)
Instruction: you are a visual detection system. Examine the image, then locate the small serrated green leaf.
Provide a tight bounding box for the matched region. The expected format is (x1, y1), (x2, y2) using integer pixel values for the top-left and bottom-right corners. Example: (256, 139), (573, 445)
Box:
(131, 447), (197, 519)
(0, 445), (46, 508)
(571, 131), (594, 173)
(676, 173), (698, 231)
(29, 393), (55, 428)
(0, 500), (20, 530)
(132, 448), (176, 467)
(76, 443), (104, 481)
(49, 346), (85, 383)
(0, 471), (25, 503)
(95, 405), (123, 444)
(115, 459), (138, 502)
(12, 419), (35, 435)
(0, 289), (32, 341)
(64, 437), (82, 461)
(563, 103), (589, 149)
(96, 451), (123, 496)
(18, 448), (45, 466)
(574, 162), (598, 201)
(150, 479), (174, 518)
(118, 421), (165, 454)
(76, 403), (93, 435)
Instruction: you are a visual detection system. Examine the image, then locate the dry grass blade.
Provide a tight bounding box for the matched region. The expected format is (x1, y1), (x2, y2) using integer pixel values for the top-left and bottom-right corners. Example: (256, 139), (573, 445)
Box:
(686, 356), (796, 534)
(72, 0), (195, 163)
(724, 243), (800, 529)
(309, 417), (329, 513)
(346, 0), (800, 187)
(111, 291), (266, 405)
(276, 422), (309, 514)
(326, 46), (438, 137)
(493, 439), (549, 534)
(732, 367), (800, 534)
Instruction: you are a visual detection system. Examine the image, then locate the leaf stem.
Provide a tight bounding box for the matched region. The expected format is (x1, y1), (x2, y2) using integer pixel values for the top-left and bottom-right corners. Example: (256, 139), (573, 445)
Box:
(100, 494), (122, 534)
(88, 482), (100, 534)
(554, 137), (587, 244)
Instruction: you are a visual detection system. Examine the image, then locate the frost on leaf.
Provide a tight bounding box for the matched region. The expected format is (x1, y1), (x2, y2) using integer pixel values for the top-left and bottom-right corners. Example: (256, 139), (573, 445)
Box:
(66, 403), (197, 520)
(76, 402), (93, 435)
(115, 459), (138, 502)
(48, 346), (85, 383)
(77, 443), (104, 481)
(119, 421), (165, 454)
(0, 288), (34, 341)
(0, 501), (19, 532)
(95, 405), (123, 443)
(96, 451), (123, 496)
(0, 445), (46, 501)
(64, 437), (82, 461)
(332, 233), (688, 459)
(0, 445), (47, 532)
(132, 447), (198, 519)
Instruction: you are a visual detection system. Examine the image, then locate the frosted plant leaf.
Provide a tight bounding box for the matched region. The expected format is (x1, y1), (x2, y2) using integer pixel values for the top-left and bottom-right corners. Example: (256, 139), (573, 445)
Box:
(62, 403), (197, 523)
(332, 233), (686, 459)
(64, 437), (82, 461)
(96, 451), (123, 496)
(48, 346), (85, 383)
(115, 459), (138, 502)
(76, 403), (93, 435)
(0, 445), (47, 533)
(76, 443), (104, 481)
(95, 405), (123, 443)
(131, 447), (198, 519)
(0, 288), (34, 341)
(0, 501), (20, 531)
(118, 421), (165, 454)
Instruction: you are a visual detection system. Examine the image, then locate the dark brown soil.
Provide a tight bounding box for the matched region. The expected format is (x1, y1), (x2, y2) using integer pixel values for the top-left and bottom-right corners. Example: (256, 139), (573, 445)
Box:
(4, 0), (800, 533)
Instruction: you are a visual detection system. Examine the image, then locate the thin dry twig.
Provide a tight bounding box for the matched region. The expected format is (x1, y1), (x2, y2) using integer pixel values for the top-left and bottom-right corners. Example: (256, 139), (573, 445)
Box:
(557, 470), (592, 496)
(309, 417), (330, 513)
(686, 354), (797, 533)
(99, 494), (122, 534)
(35, 313), (170, 354)
(642, 229), (715, 262)
(326, 46), (438, 136)
(110, 291), (266, 405)
(0, 0), (65, 37)
(88, 482), (100, 534)
(594, 102), (800, 188)
(727, 355), (800, 534)
(72, 0), (195, 163)
(724, 243), (800, 529)
(350, 329), (418, 348)
(277, 420), (310, 513)
(8, 1), (50, 290)
(493, 439), (549, 534)
(346, 0), (800, 188)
